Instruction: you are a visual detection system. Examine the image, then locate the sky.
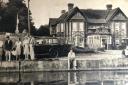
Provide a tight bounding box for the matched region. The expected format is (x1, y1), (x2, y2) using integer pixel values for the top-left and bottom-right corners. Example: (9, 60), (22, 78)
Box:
(24, 0), (128, 28)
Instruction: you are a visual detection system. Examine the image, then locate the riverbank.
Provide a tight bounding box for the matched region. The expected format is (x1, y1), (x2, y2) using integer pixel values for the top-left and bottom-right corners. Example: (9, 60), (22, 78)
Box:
(0, 50), (125, 72)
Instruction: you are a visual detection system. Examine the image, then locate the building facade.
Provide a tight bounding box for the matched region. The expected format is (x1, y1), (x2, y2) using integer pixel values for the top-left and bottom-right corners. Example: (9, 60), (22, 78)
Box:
(49, 3), (128, 49)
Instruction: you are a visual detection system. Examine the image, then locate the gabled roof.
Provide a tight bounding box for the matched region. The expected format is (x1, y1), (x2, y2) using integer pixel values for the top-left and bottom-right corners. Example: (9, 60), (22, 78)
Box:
(56, 12), (68, 23)
(106, 7), (128, 21)
(49, 18), (58, 26)
(105, 8), (118, 21)
(81, 9), (108, 23)
(64, 7), (85, 21)
(87, 19), (107, 23)
(81, 7), (127, 23)
(81, 9), (108, 19)
(49, 6), (127, 25)
(57, 7), (83, 23)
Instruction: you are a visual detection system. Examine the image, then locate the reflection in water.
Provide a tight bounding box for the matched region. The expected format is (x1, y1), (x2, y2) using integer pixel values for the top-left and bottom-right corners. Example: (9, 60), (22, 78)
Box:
(0, 71), (128, 85)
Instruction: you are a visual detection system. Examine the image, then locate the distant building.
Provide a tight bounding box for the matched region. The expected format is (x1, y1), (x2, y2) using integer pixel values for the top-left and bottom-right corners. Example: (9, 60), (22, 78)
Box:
(49, 3), (128, 49)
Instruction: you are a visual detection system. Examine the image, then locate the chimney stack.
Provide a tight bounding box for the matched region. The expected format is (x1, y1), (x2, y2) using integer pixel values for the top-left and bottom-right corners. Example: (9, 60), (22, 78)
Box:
(68, 3), (74, 11)
(106, 4), (112, 10)
(61, 10), (66, 14)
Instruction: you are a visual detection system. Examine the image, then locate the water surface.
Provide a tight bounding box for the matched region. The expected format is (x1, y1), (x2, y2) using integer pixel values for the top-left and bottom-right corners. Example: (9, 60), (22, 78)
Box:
(0, 71), (128, 85)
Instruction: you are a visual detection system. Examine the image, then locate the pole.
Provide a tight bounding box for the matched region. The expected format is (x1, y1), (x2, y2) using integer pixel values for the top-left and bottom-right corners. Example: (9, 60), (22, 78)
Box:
(28, 0), (30, 36)
(15, 13), (19, 34)
(17, 60), (21, 84)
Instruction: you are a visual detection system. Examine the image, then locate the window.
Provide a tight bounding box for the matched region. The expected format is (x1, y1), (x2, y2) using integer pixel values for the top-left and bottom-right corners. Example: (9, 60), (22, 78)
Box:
(95, 36), (99, 40)
(79, 37), (84, 43)
(115, 22), (120, 31)
(72, 22), (84, 32)
(66, 23), (68, 36)
(113, 22), (126, 38)
(56, 24), (60, 32)
(121, 22), (126, 37)
(61, 23), (64, 32)
(89, 36), (93, 44)
(110, 22), (114, 33)
(79, 22), (84, 31)
(69, 22), (72, 36)
(72, 22), (77, 31)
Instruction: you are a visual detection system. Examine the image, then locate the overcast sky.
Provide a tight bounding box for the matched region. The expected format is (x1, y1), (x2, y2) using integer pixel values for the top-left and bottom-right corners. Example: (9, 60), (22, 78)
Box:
(24, 0), (128, 28)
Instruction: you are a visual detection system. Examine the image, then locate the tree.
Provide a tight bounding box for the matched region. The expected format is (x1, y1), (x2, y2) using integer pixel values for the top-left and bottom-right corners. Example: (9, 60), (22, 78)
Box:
(0, 0), (36, 34)
(2, 1), (18, 33)
(36, 25), (50, 36)
(30, 22), (37, 35)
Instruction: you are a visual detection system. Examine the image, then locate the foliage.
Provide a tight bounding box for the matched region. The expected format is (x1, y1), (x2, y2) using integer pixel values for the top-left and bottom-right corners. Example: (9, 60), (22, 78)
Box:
(36, 25), (50, 36)
(0, 0), (36, 34)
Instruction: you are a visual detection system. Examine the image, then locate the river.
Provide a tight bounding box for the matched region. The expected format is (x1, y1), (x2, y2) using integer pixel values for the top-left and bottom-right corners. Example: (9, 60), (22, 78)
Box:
(0, 70), (128, 85)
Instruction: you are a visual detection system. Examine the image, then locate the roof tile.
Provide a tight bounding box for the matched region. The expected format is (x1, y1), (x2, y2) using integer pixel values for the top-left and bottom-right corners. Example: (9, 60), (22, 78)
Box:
(49, 7), (127, 25)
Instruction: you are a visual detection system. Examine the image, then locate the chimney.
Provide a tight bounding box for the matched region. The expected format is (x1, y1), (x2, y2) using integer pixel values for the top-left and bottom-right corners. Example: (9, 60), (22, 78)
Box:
(106, 4), (112, 10)
(61, 10), (66, 14)
(68, 3), (74, 11)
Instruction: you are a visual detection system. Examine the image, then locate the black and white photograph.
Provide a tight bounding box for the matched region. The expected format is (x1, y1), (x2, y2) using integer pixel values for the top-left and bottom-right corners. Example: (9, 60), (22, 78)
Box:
(0, 0), (128, 85)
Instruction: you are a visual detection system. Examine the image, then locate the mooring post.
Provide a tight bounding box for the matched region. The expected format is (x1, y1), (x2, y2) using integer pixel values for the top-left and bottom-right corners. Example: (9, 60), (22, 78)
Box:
(19, 60), (21, 81)
(19, 60), (21, 72)
(101, 81), (103, 85)
(68, 72), (70, 84)
(31, 81), (34, 85)
(74, 59), (76, 70)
